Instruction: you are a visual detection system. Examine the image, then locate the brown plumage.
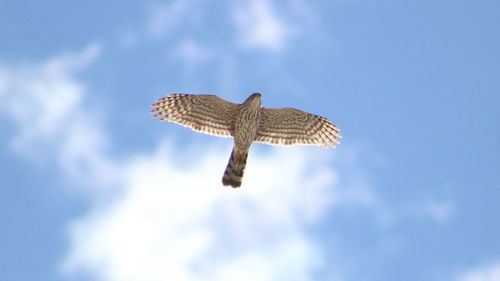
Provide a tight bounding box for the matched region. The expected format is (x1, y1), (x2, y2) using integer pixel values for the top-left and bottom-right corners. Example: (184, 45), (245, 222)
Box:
(151, 92), (342, 188)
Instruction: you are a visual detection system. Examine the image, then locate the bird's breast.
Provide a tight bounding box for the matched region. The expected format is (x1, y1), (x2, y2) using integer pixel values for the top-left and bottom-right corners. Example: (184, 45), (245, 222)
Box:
(234, 108), (261, 146)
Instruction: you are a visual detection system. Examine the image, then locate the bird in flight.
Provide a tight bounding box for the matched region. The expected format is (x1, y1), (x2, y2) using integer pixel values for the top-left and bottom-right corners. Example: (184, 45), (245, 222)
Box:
(151, 93), (342, 188)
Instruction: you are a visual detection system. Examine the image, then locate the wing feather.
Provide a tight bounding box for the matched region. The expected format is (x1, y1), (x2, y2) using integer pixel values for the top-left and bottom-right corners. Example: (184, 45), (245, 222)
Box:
(256, 107), (342, 148)
(151, 94), (239, 137)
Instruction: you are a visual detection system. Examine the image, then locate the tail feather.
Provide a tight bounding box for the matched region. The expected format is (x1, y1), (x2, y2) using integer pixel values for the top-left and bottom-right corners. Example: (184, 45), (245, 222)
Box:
(222, 149), (248, 188)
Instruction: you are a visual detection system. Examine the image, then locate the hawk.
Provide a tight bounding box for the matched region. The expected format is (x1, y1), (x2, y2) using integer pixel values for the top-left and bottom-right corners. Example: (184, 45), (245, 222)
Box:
(151, 93), (342, 188)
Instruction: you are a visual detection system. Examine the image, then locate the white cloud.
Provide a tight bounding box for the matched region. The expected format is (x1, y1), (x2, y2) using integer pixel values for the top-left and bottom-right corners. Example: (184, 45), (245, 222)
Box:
(412, 199), (456, 224)
(233, 0), (296, 51)
(116, 0), (199, 49)
(169, 38), (212, 75)
(0, 43), (100, 149)
(0, 43), (118, 189)
(116, 1), (315, 56)
(61, 143), (345, 281)
(146, 0), (192, 39)
(58, 113), (119, 189)
(456, 261), (500, 281)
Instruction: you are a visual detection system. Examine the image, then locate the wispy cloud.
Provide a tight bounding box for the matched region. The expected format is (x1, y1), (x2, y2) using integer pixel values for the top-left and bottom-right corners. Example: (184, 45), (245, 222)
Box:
(0, 43), (100, 149)
(146, 0), (193, 39)
(0, 43), (118, 189)
(411, 199), (456, 224)
(168, 38), (212, 75)
(232, 0), (296, 52)
(116, 0), (196, 48)
(125, 0), (299, 53)
(456, 261), (500, 281)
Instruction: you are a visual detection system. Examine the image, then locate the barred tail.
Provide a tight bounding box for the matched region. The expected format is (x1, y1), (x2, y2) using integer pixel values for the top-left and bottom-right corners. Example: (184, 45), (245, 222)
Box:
(222, 148), (248, 188)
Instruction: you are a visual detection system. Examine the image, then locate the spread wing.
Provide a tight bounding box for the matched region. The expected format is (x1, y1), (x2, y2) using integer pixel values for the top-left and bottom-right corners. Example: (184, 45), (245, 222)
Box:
(255, 107), (342, 148)
(151, 94), (240, 137)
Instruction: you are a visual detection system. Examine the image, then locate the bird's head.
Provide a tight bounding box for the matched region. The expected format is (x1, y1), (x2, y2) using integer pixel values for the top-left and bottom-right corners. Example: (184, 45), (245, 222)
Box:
(243, 92), (262, 108)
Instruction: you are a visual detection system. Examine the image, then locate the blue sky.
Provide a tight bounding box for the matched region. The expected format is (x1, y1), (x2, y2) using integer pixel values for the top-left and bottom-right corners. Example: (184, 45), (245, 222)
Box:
(1, 0), (499, 281)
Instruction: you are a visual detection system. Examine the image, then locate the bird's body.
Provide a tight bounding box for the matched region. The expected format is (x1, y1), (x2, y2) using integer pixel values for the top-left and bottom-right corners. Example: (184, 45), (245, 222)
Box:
(151, 92), (342, 188)
(223, 93), (262, 187)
